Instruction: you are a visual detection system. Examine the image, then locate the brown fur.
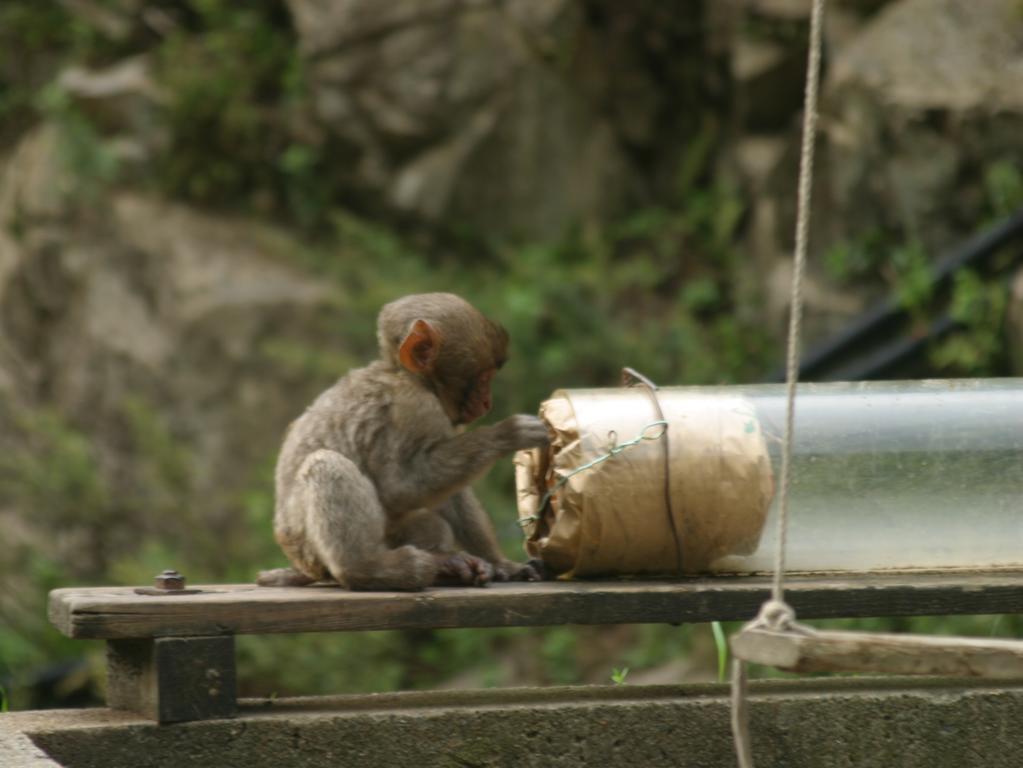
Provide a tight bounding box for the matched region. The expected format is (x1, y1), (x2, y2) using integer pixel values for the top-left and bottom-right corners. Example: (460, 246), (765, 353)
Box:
(258, 293), (549, 590)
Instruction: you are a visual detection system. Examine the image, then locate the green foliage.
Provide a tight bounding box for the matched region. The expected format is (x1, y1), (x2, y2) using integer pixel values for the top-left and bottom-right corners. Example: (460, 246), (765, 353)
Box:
(539, 628), (581, 685)
(0, 4), (71, 52)
(624, 624), (696, 670)
(823, 228), (887, 283)
(4, 1), (335, 226)
(711, 621), (728, 683)
(610, 666), (630, 685)
(926, 157), (1020, 375)
(984, 159), (1023, 219)
(237, 625), (663, 698)
(238, 632), (408, 696)
(120, 397), (193, 504)
(890, 241), (933, 314)
(153, 0), (335, 228)
(36, 83), (121, 201)
(0, 401), (200, 705)
(0, 0), (145, 145)
(484, 192), (770, 399)
(258, 338), (357, 381)
(0, 408), (134, 701)
(824, 156), (1020, 378)
(0, 408), (112, 536)
(931, 269), (1009, 375)
(0, 3), (73, 132)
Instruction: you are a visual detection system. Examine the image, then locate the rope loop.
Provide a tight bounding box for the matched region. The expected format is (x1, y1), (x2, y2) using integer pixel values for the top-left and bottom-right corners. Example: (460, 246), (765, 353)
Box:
(753, 599), (797, 631)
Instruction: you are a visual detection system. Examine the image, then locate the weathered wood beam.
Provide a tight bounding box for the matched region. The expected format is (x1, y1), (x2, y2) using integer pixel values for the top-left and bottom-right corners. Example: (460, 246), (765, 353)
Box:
(107, 636), (237, 723)
(49, 572), (1023, 640)
(731, 627), (1023, 678)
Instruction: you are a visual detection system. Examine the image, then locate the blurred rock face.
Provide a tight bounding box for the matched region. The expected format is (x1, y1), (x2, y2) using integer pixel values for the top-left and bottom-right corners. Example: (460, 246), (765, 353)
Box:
(822, 0), (1023, 249)
(0, 0), (732, 593)
(733, 0), (1023, 339)
(285, 0), (726, 240)
(1, 0), (1021, 588)
(0, 125), (336, 578)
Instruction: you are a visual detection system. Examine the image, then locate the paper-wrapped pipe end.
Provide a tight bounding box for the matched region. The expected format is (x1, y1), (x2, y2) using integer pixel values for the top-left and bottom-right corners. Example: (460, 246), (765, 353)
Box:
(516, 388), (775, 578)
(514, 447), (542, 538)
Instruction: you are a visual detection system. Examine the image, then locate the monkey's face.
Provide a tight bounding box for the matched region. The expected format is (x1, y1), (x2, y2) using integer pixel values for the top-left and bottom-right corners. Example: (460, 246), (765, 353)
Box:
(442, 317), (507, 425)
(458, 368), (495, 424)
(386, 293), (509, 425)
(438, 322), (507, 425)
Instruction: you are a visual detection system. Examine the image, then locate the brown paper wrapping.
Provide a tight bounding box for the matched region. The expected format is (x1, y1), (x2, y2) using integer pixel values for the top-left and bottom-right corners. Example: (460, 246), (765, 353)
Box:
(516, 388), (775, 577)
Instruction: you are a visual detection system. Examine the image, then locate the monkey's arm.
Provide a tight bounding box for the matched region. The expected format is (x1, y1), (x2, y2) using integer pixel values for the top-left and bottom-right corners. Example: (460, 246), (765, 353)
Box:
(375, 414), (548, 513)
(437, 489), (505, 562)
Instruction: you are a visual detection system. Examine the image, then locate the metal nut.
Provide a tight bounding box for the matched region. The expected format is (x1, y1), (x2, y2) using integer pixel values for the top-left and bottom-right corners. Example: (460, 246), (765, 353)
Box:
(155, 569), (186, 591)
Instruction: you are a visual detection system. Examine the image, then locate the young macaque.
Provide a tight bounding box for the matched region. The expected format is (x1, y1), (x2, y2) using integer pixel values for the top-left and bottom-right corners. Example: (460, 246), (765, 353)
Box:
(258, 293), (550, 590)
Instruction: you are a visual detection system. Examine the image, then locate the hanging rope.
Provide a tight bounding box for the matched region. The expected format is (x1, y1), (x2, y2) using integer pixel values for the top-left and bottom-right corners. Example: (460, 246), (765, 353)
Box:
(773, 0), (825, 606)
(731, 1), (826, 765)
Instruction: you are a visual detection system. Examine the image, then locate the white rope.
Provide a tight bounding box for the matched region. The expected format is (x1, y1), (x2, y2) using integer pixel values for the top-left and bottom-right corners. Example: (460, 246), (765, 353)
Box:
(731, 1), (826, 765)
(730, 659), (754, 768)
(773, 0), (825, 605)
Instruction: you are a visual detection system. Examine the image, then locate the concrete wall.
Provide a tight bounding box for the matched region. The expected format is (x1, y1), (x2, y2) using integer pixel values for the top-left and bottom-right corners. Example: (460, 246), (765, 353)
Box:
(4, 678), (1023, 768)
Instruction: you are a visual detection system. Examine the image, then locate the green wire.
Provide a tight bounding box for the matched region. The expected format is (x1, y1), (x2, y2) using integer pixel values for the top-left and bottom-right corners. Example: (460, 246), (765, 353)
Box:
(518, 420), (669, 527)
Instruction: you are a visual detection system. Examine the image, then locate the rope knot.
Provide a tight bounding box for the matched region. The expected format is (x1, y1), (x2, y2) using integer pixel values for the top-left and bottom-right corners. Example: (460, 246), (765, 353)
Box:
(754, 599), (796, 631)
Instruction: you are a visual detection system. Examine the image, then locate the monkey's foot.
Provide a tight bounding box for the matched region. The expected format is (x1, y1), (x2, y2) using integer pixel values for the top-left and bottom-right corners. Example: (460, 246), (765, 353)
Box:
(256, 567), (317, 587)
(494, 559), (544, 582)
(435, 553), (494, 587)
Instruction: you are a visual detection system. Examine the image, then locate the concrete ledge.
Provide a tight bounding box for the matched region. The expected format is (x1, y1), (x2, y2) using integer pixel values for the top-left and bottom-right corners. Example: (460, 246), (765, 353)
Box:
(5, 678), (1023, 767)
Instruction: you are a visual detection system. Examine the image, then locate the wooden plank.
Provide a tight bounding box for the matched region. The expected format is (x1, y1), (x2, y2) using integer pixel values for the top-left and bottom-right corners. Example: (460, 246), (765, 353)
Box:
(107, 636), (237, 723)
(731, 626), (1023, 678)
(48, 571), (1023, 640)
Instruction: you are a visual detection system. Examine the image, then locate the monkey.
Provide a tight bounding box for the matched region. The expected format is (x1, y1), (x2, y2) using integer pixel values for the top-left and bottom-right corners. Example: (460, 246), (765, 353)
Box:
(257, 293), (551, 591)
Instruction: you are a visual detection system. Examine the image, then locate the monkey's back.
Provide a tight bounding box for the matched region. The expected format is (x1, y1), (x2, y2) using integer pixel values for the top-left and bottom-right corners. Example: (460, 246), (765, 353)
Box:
(273, 361), (452, 520)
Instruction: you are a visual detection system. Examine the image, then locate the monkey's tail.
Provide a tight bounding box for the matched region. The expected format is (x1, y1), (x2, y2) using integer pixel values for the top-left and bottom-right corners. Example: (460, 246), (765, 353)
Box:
(256, 567), (316, 587)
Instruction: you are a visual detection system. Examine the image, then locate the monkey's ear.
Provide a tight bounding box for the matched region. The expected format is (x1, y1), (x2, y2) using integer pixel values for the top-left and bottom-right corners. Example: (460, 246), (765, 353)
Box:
(398, 319), (442, 373)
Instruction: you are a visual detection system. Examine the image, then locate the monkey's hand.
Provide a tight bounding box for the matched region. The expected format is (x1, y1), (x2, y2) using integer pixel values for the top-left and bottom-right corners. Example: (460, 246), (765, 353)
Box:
(434, 552), (494, 587)
(493, 559), (544, 582)
(495, 414), (551, 452)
